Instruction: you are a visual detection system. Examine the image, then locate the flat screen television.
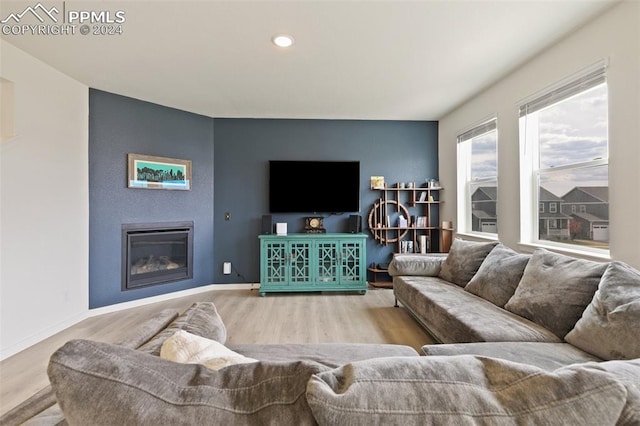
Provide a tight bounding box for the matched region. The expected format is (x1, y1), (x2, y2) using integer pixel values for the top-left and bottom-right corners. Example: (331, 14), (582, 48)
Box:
(269, 160), (360, 213)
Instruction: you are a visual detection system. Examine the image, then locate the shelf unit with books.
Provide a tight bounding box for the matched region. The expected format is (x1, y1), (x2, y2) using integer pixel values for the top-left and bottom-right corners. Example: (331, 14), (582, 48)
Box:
(367, 183), (443, 255)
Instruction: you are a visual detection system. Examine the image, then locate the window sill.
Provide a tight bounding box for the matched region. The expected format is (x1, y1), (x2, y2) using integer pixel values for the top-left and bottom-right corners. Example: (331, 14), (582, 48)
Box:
(517, 241), (611, 262)
(455, 232), (499, 243)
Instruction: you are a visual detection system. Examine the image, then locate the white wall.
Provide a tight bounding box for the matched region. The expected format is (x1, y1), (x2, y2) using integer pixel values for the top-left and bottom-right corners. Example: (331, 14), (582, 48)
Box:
(0, 41), (89, 360)
(438, 1), (640, 269)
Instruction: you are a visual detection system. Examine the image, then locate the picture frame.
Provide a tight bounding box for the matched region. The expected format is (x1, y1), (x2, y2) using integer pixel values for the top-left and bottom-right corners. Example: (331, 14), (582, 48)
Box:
(127, 153), (192, 190)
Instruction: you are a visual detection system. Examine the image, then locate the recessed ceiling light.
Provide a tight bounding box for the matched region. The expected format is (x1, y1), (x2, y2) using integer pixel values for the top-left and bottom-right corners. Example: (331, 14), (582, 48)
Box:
(272, 34), (294, 48)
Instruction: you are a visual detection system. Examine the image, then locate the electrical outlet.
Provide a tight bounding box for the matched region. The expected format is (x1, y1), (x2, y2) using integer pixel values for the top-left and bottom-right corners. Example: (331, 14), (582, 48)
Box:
(223, 262), (231, 274)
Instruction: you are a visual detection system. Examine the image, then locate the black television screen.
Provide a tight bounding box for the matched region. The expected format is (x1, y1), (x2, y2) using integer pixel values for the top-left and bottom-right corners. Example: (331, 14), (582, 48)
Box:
(269, 161), (360, 213)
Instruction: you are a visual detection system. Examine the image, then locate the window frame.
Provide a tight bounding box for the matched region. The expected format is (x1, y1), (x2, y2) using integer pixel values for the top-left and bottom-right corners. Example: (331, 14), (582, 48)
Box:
(456, 115), (498, 239)
(518, 61), (609, 256)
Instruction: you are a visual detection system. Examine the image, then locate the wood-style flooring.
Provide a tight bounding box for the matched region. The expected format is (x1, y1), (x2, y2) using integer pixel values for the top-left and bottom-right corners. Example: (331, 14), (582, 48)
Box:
(0, 287), (435, 416)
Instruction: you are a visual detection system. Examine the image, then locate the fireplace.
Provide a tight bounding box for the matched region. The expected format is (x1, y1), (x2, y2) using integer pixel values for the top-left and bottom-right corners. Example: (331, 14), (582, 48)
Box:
(122, 221), (193, 290)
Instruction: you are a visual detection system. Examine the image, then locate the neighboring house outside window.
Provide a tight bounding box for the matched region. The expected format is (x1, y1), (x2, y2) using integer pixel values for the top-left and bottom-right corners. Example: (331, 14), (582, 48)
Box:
(538, 188), (571, 241)
(457, 117), (498, 236)
(561, 187), (609, 242)
(519, 61), (609, 253)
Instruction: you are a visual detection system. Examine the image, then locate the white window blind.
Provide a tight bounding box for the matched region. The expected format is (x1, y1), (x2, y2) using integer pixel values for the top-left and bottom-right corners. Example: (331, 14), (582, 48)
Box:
(518, 61), (607, 116)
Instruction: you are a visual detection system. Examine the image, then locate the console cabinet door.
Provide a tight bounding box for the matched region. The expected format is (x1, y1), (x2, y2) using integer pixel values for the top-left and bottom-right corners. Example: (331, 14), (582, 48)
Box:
(288, 240), (313, 285)
(316, 240), (339, 284)
(338, 239), (364, 284)
(262, 240), (288, 286)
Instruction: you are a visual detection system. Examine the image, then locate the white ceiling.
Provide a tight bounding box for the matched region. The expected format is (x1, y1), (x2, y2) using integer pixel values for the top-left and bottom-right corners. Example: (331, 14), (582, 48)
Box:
(1, 0), (617, 120)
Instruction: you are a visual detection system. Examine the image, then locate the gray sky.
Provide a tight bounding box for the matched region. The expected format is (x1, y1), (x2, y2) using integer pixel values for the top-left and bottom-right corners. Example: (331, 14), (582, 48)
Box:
(470, 83), (608, 197)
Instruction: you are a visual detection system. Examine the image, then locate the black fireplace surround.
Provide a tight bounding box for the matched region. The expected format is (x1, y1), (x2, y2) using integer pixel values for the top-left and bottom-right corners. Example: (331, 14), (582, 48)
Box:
(122, 222), (194, 290)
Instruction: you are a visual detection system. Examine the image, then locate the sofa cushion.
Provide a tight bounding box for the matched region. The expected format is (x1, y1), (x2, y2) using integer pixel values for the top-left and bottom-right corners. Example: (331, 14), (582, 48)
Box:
(48, 339), (325, 426)
(306, 355), (630, 425)
(465, 244), (530, 307)
(388, 254), (447, 276)
(504, 249), (607, 339)
(568, 360), (640, 425)
(112, 308), (180, 349)
(565, 261), (640, 360)
(160, 330), (258, 371)
(394, 276), (560, 343)
(438, 239), (498, 287)
(230, 343), (419, 368)
(422, 342), (601, 371)
(138, 302), (227, 355)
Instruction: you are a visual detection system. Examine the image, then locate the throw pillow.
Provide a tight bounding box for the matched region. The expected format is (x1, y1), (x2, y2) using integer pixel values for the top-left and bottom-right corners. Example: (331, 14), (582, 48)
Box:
(504, 249), (607, 339)
(388, 254), (447, 276)
(161, 330), (258, 371)
(565, 261), (640, 360)
(138, 302), (227, 355)
(306, 355), (628, 425)
(438, 239), (499, 286)
(48, 339), (325, 425)
(465, 244), (531, 307)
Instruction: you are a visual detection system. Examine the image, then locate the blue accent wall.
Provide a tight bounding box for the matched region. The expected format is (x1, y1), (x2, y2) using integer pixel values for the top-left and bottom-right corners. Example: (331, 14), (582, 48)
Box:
(89, 89), (214, 308)
(213, 119), (438, 283)
(89, 90), (438, 307)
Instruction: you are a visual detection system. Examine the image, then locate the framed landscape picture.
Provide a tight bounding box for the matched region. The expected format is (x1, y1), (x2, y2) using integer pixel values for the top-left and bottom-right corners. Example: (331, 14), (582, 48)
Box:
(127, 153), (192, 190)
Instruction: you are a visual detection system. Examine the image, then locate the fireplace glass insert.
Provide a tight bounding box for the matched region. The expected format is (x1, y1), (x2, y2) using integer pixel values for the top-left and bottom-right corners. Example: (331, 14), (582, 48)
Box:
(122, 222), (193, 290)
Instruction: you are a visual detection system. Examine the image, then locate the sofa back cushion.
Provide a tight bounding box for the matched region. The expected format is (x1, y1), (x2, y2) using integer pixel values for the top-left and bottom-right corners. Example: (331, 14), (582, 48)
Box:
(137, 302), (227, 355)
(438, 239), (498, 287)
(565, 261), (640, 360)
(465, 244), (531, 307)
(504, 249), (607, 339)
(306, 355), (631, 425)
(48, 339), (324, 426)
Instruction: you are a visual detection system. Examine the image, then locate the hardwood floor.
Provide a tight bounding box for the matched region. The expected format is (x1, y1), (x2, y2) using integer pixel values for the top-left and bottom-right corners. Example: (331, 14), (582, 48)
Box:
(0, 287), (435, 416)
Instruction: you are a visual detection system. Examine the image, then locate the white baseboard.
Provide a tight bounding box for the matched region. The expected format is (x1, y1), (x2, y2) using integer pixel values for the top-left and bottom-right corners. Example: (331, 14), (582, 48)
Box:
(88, 283), (259, 317)
(0, 309), (89, 361)
(0, 283), (259, 361)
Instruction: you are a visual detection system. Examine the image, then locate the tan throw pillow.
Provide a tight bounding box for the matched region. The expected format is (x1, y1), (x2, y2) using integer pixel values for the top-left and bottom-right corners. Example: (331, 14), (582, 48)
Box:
(465, 244), (531, 307)
(438, 239), (498, 286)
(504, 249), (607, 339)
(565, 261), (640, 360)
(161, 330), (258, 371)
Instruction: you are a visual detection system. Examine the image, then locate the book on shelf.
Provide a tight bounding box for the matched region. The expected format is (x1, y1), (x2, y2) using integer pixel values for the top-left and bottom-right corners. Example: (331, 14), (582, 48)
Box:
(419, 191), (427, 202)
(370, 176), (385, 189)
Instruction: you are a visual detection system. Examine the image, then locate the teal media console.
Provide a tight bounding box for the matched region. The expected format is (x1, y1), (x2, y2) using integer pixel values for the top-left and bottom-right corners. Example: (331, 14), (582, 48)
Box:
(258, 233), (368, 296)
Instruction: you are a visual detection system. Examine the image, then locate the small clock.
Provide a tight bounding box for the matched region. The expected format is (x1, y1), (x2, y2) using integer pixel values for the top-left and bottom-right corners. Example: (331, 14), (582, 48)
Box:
(304, 216), (326, 233)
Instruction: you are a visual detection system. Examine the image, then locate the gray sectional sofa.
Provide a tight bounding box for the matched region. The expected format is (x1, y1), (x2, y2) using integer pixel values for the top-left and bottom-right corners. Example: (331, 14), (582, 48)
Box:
(8, 239), (640, 424)
(390, 239), (640, 370)
(44, 300), (640, 425)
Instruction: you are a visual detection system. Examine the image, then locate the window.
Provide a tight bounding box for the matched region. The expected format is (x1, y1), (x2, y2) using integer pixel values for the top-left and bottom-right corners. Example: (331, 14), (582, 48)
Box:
(519, 61), (609, 252)
(457, 117), (498, 236)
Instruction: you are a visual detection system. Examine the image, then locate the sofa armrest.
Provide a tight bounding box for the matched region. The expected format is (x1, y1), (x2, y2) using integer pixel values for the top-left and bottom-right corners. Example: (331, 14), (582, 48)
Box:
(388, 253), (447, 276)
